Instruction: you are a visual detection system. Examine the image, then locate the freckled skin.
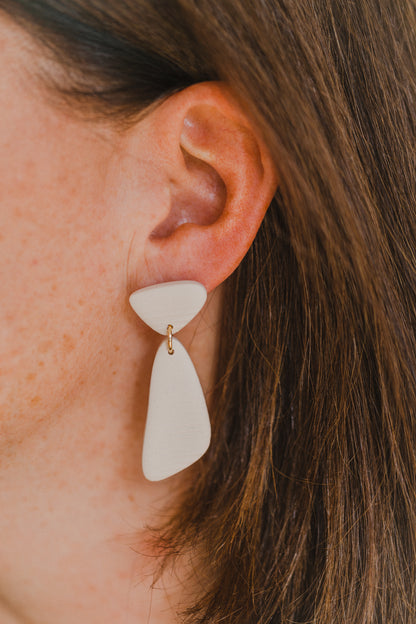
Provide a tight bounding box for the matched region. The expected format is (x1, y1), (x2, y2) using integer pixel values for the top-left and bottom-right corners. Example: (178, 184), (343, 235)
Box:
(0, 18), (168, 446)
(0, 14), (223, 624)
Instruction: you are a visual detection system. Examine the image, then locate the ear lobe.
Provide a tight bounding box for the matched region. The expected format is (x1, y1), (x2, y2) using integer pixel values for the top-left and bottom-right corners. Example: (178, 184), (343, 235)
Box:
(145, 83), (278, 292)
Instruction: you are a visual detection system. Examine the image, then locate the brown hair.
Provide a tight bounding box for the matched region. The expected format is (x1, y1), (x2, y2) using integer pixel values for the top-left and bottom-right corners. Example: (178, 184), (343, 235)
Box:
(2, 1), (416, 621)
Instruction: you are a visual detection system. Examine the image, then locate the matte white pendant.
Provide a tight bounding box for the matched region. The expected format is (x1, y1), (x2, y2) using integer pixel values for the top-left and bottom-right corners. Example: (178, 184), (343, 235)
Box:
(129, 281), (207, 335)
(129, 280), (210, 481)
(142, 337), (211, 481)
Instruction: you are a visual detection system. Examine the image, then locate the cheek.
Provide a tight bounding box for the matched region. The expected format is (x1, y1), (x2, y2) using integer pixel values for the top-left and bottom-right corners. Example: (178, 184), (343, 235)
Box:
(0, 119), (122, 438)
(0, 66), (163, 441)
(0, 199), (116, 440)
(0, 22), (123, 438)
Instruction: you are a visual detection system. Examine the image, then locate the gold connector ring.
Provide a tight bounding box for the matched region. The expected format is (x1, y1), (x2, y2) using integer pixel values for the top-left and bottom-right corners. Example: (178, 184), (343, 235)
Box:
(167, 324), (174, 355)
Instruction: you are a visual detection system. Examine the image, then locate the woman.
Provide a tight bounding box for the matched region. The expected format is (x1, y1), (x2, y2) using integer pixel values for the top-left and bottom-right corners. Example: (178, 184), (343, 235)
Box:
(0, 1), (415, 622)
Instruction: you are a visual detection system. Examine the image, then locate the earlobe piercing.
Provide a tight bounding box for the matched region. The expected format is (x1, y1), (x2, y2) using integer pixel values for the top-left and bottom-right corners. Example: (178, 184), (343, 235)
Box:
(129, 281), (211, 482)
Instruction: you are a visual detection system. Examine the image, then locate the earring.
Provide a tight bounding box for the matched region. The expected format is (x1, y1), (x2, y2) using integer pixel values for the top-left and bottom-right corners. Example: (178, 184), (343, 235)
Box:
(129, 281), (211, 481)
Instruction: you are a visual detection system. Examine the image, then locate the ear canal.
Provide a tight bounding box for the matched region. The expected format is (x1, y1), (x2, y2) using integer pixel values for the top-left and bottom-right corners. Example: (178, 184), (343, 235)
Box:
(129, 280), (211, 481)
(151, 148), (226, 239)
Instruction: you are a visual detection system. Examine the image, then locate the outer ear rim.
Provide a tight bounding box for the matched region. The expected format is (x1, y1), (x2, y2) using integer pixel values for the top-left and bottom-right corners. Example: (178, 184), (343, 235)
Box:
(137, 82), (279, 293)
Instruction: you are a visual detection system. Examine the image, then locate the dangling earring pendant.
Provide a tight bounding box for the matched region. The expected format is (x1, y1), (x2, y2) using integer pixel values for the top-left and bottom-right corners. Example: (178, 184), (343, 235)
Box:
(129, 281), (211, 481)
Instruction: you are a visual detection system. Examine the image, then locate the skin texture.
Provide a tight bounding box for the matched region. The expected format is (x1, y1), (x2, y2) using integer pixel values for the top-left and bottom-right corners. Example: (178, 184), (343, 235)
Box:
(0, 13), (277, 624)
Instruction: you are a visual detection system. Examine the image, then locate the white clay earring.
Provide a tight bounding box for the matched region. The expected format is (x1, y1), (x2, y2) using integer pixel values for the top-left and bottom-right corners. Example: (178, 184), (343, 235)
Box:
(129, 281), (211, 481)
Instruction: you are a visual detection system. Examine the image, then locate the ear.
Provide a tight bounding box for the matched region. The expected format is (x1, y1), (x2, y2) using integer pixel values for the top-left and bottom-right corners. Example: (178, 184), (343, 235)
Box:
(135, 82), (278, 292)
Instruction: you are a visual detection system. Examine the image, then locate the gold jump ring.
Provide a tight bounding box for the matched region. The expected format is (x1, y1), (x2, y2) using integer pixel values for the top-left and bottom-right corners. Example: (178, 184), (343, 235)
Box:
(167, 324), (174, 355)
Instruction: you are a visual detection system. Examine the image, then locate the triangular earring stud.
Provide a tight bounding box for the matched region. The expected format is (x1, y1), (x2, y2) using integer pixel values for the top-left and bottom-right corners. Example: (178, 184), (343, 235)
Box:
(129, 281), (211, 481)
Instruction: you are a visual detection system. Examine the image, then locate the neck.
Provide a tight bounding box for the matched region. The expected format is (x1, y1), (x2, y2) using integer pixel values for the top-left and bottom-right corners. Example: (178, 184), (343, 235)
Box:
(0, 374), (183, 623)
(0, 290), (221, 624)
